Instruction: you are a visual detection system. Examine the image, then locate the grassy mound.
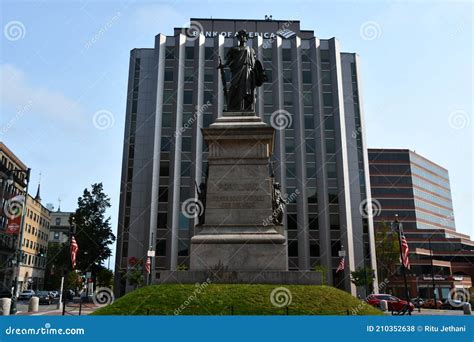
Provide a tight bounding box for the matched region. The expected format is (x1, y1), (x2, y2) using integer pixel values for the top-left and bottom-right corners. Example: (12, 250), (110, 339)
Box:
(92, 284), (381, 315)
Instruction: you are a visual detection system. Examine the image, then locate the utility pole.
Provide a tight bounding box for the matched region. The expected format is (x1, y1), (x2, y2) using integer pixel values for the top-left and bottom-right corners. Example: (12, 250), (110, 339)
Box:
(428, 238), (437, 309)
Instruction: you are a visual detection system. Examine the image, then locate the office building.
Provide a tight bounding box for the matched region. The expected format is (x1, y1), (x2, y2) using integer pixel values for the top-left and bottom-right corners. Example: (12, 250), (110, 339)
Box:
(115, 18), (378, 296)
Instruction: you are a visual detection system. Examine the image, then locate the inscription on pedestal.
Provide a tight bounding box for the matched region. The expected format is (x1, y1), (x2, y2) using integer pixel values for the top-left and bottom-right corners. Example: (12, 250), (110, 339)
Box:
(211, 181), (266, 209)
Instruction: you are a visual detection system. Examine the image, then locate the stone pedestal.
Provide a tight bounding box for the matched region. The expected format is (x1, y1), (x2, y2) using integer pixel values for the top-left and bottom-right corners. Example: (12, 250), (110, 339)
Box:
(190, 112), (288, 271)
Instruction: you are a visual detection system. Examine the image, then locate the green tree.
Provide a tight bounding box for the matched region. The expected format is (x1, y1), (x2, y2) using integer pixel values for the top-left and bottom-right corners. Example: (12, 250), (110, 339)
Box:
(66, 271), (83, 291)
(71, 183), (115, 277)
(127, 267), (144, 289)
(375, 221), (400, 282)
(44, 241), (70, 289)
(97, 268), (114, 288)
(351, 267), (375, 288)
(313, 263), (328, 285)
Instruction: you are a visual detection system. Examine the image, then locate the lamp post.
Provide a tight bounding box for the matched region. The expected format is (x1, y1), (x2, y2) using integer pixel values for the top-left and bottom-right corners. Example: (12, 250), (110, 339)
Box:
(338, 244), (346, 289)
(428, 238), (437, 309)
(392, 214), (411, 315)
(5, 168), (31, 315)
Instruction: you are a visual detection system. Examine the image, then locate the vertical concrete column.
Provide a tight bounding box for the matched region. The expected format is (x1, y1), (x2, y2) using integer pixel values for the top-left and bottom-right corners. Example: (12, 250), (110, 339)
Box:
(309, 37), (333, 285)
(192, 34), (205, 232)
(291, 36), (309, 271)
(328, 38), (356, 295)
(148, 33), (167, 280)
(169, 34), (186, 270)
(353, 54), (379, 292)
(28, 297), (39, 313)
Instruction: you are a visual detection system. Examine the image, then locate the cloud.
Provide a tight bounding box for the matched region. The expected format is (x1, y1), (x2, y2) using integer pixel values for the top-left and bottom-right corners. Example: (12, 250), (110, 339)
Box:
(0, 64), (85, 125)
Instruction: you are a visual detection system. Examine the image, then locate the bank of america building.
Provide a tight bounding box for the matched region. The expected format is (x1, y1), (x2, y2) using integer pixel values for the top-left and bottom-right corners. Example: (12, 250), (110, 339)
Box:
(115, 18), (378, 296)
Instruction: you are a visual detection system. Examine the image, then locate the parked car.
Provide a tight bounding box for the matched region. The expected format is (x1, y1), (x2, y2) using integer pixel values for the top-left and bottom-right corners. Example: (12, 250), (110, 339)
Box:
(18, 290), (35, 301)
(422, 298), (443, 309)
(36, 291), (53, 305)
(366, 294), (414, 312)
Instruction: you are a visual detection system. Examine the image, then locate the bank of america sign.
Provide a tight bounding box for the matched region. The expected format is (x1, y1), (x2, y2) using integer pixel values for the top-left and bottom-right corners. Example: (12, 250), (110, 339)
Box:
(189, 29), (296, 39)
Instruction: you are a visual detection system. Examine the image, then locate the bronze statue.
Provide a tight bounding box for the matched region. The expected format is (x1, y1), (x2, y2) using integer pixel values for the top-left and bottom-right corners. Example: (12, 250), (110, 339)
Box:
(272, 182), (285, 225)
(217, 30), (267, 112)
(195, 181), (207, 225)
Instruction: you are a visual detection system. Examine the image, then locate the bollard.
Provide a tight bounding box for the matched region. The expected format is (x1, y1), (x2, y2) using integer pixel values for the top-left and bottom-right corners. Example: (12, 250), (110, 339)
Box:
(1, 298), (11, 316)
(463, 303), (472, 315)
(379, 300), (388, 312)
(28, 296), (39, 313)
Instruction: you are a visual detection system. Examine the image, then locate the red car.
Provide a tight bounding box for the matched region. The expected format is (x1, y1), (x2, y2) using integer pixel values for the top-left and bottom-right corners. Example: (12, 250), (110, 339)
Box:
(366, 294), (414, 312)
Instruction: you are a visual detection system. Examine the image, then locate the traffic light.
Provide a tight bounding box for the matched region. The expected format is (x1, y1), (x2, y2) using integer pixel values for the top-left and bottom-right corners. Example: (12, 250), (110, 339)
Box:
(38, 248), (45, 258)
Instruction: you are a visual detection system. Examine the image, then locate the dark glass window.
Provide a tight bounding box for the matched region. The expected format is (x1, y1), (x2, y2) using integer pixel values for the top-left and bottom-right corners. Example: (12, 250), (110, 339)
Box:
(282, 49), (292, 61)
(304, 116), (314, 130)
(158, 187), (168, 202)
(287, 214), (297, 230)
(326, 139), (336, 154)
(308, 215), (318, 230)
(263, 48), (272, 61)
(161, 137), (171, 151)
(204, 68), (213, 82)
(178, 239), (189, 256)
(156, 239), (166, 256)
(320, 49), (330, 62)
(183, 90), (193, 104)
(288, 240), (298, 257)
(323, 93), (333, 107)
(165, 46), (175, 60)
(309, 241), (320, 257)
(157, 213), (167, 228)
(322, 71), (331, 84)
(302, 70), (311, 84)
(182, 137), (192, 152)
(205, 47), (213, 60)
(283, 92), (293, 106)
(330, 214), (340, 230)
(324, 116), (335, 130)
(184, 68), (194, 82)
(331, 240), (341, 257)
(283, 69), (292, 83)
(185, 47), (194, 60)
(264, 92), (273, 106)
(164, 69), (173, 82)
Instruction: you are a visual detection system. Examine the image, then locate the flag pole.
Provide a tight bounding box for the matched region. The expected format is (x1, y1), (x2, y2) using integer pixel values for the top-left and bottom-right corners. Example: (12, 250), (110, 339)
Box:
(394, 214), (411, 315)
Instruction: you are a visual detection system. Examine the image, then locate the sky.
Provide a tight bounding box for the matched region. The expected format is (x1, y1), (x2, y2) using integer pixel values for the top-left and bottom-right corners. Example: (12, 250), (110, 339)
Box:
(1, 0), (472, 264)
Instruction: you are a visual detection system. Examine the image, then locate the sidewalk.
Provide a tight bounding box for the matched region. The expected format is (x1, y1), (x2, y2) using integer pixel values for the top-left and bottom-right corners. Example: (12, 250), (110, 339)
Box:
(16, 303), (102, 316)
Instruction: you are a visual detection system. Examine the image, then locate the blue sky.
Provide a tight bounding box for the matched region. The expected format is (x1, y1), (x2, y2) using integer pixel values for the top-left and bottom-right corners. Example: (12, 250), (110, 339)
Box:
(1, 0), (472, 260)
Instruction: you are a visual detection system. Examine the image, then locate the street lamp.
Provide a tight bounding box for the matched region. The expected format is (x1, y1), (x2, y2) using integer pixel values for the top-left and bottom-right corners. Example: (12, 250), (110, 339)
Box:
(4, 168), (31, 315)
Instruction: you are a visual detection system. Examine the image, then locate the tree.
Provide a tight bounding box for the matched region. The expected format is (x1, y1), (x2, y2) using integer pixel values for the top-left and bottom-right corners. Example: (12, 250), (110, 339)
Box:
(351, 267), (375, 288)
(375, 221), (400, 282)
(71, 183), (115, 277)
(127, 267), (144, 289)
(66, 271), (83, 291)
(313, 263), (328, 285)
(44, 242), (70, 289)
(97, 268), (114, 288)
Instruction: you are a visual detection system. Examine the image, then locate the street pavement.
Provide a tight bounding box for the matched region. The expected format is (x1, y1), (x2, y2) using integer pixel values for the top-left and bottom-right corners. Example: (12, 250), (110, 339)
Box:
(15, 300), (101, 316)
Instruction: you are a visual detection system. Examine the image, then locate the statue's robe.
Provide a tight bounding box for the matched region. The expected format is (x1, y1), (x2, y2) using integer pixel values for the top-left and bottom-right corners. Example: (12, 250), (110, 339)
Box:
(225, 45), (257, 111)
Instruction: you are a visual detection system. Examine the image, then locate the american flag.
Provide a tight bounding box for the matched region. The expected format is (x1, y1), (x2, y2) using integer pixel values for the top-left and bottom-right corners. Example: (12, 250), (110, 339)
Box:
(336, 256), (345, 273)
(400, 233), (410, 269)
(70, 236), (79, 269)
(145, 256), (151, 274)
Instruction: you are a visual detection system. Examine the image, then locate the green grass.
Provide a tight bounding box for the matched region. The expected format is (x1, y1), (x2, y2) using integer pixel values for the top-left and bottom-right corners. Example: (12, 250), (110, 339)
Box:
(92, 284), (382, 315)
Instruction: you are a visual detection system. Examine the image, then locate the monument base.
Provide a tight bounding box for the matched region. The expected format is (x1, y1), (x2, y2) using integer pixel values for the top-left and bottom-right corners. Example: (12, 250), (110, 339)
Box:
(154, 270), (322, 285)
